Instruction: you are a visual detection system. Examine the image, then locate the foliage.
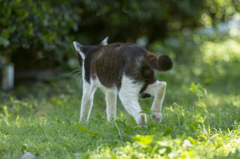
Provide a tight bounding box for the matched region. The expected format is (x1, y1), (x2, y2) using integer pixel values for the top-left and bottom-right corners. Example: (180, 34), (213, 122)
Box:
(1, 0), (240, 70)
(0, 0), (81, 69)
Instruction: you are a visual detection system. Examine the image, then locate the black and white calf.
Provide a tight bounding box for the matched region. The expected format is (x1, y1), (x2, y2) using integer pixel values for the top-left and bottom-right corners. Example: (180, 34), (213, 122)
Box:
(73, 37), (173, 125)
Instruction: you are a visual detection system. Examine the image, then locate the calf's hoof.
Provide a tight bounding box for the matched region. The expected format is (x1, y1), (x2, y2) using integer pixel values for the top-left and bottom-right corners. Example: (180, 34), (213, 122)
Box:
(137, 113), (147, 125)
(152, 111), (162, 122)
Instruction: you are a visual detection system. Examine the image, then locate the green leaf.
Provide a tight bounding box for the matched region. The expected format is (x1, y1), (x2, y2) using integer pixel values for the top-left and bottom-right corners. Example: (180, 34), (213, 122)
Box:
(76, 124), (105, 138)
(164, 126), (174, 136)
(189, 83), (207, 98)
(85, 154), (90, 159)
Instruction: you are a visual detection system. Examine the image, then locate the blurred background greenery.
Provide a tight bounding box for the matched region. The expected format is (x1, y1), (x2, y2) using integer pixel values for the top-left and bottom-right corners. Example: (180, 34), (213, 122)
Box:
(0, 0), (240, 86)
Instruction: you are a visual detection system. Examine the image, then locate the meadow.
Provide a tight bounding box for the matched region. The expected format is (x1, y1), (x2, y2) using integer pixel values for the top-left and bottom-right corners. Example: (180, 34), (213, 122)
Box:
(1, 29), (240, 158)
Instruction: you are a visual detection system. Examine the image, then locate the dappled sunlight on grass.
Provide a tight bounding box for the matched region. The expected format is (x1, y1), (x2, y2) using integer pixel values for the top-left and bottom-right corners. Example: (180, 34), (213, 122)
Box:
(1, 77), (240, 158)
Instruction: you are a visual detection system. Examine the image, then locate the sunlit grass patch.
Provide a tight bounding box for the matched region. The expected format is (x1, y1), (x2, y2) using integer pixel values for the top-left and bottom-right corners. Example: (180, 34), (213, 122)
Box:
(1, 79), (240, 158)
(87, 83), (240, 158)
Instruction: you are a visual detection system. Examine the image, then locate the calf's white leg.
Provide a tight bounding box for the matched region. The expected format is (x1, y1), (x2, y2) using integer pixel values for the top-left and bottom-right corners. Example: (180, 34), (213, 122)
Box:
(105, 90), (117, 122)
(119, 76), (146, 125)
(80, 80), (97, 122)
(143, 81), (167, 122)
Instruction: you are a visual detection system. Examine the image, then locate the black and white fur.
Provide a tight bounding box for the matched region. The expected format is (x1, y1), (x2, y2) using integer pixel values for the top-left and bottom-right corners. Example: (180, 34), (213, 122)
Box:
(73, 37), (173, 125)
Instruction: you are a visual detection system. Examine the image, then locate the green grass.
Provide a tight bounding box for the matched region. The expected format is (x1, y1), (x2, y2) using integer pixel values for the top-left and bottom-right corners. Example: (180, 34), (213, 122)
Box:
(0, 75), (240, 158)
(1, 32), (240, 158)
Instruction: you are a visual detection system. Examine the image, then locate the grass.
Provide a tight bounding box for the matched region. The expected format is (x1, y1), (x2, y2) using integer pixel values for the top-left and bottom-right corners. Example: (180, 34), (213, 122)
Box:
(1, 76), (240, 158)
(1, 32), (240, 158)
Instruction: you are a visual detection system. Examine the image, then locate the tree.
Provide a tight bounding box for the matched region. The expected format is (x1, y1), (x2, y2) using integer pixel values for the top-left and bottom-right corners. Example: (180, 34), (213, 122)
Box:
(0, 0), (239, 71)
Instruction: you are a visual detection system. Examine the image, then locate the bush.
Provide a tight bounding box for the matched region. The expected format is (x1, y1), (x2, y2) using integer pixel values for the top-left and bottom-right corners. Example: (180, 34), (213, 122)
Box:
(0, 0), (81, 69)
(0, 0), (239, 70)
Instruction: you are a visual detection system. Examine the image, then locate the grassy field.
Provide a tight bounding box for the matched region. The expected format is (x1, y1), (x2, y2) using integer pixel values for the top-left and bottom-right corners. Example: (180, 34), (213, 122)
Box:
(1, 32), (240, 158)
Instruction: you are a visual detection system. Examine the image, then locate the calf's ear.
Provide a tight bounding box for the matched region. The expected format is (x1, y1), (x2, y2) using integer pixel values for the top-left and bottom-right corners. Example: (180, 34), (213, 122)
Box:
(100, 37), (108, 46)
(73, 41), (83, 51)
